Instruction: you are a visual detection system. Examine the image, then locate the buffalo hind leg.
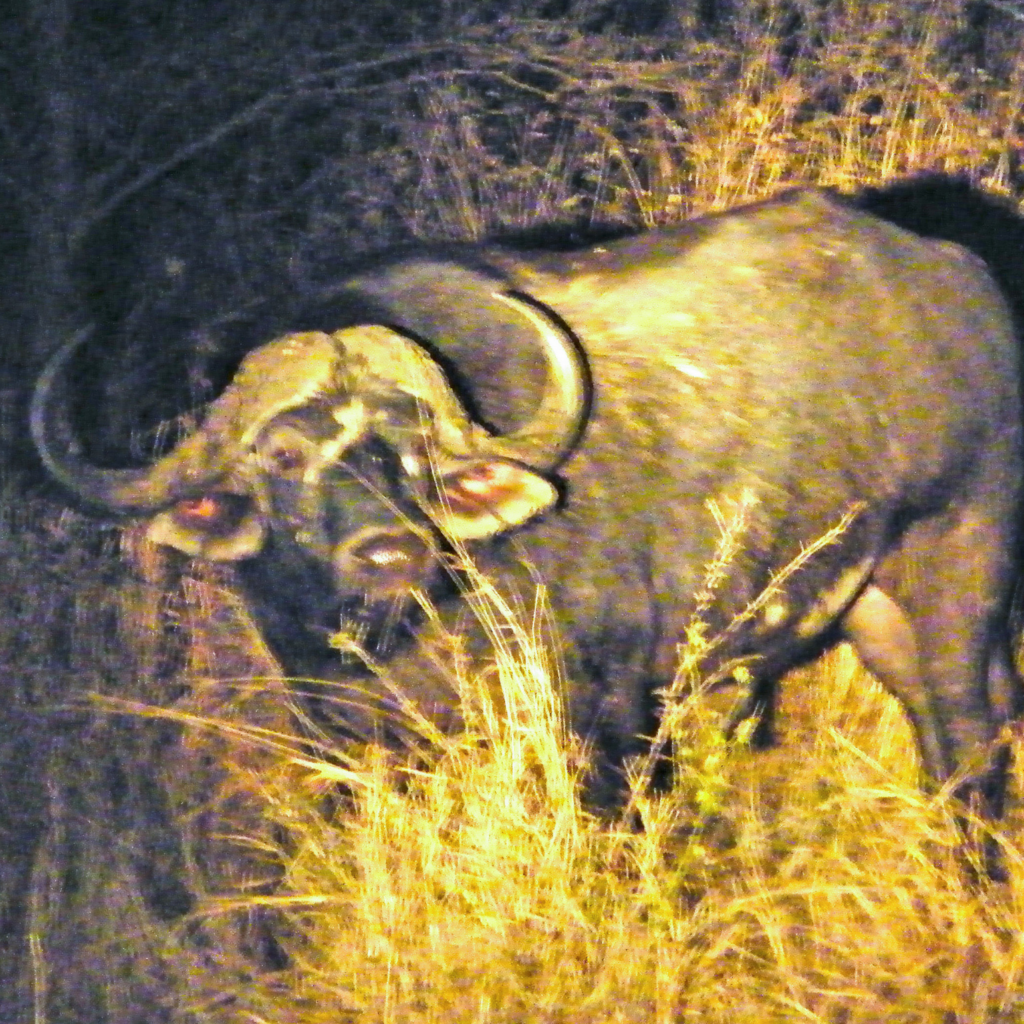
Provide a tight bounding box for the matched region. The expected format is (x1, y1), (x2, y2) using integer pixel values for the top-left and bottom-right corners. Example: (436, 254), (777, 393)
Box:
(841, 584), (952, 782)
(842, 579), (1015, 878)
(843, 505), (1022, 829)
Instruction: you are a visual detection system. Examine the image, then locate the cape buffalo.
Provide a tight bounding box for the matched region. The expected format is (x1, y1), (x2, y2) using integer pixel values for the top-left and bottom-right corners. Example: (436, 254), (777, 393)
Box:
(32, 187), (1024, 812)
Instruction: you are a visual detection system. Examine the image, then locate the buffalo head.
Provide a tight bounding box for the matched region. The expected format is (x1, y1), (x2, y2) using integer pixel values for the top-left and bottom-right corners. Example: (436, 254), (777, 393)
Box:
(33, 296), (588, 650)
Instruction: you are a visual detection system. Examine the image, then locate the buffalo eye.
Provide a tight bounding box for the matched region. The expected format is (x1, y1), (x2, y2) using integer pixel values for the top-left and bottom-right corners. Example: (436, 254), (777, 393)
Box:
(171, 493), (250, 536)
(342, 436), (401, 487)
(266, 445), (305, 474)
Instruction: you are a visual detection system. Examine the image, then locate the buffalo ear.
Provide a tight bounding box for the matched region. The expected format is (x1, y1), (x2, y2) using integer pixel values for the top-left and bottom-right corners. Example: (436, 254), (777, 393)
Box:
(146, 493), (266, 560)
(433, 459), (558, 541)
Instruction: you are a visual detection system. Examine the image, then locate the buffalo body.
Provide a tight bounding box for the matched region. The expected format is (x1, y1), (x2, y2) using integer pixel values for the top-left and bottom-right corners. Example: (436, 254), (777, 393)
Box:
(33, 188), (1024, 807)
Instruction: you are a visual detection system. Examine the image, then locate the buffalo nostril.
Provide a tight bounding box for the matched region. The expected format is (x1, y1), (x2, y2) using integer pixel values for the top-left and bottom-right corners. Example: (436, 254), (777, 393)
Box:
(338, 531), (437, 599)
(351, 532), (430, 570)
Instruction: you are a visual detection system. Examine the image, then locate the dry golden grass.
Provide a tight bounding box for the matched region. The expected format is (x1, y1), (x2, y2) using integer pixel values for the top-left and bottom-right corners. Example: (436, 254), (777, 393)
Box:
(172, 615), (1024, 1024)
(392, 0), (1023, 237)
(154, 516), (1024, 1024)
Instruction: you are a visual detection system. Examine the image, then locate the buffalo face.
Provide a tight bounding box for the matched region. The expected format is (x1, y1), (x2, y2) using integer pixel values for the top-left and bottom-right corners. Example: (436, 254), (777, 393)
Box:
(158, 393), (558, 656)
(32, 306), (586, 664)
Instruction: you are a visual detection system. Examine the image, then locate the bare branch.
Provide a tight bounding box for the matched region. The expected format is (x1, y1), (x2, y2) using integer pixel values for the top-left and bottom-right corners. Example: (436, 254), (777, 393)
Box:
(68, 43), (474, 246)
(979, 0), (1024, 24)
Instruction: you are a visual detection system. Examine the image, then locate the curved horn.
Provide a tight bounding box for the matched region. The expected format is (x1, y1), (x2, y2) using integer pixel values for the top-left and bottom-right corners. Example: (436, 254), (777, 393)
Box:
(331, 298), (589, 471)
(483, 292), (590, 469)
(31, 328), (342, 513)
(335, 265), (591, 470)
(30, 328), (223, 512)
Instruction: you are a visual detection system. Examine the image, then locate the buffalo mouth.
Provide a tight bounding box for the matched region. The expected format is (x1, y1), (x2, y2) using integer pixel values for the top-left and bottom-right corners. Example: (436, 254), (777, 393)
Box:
(327, 593), (422, 665)
(234, 544), (425, 670)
